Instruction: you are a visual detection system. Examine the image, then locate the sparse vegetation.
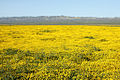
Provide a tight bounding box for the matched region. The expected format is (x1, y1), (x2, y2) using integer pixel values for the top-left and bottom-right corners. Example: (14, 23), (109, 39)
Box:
(1, 16), (120, 25)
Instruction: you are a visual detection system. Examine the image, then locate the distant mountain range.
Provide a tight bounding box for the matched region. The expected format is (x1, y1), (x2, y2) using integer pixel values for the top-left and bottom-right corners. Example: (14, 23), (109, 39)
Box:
(0, 16), (120, 25)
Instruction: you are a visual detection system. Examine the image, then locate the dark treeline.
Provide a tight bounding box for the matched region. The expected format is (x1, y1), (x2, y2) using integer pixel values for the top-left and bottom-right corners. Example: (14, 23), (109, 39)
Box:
(0, 16), (120, 25)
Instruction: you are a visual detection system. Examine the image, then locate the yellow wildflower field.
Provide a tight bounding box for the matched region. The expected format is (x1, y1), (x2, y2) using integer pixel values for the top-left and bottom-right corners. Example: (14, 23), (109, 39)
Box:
(0, 25), (120, 79)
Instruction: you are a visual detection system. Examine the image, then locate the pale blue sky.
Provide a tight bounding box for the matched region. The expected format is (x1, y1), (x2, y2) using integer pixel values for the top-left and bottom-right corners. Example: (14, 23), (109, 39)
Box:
(0, 0), (120, 17)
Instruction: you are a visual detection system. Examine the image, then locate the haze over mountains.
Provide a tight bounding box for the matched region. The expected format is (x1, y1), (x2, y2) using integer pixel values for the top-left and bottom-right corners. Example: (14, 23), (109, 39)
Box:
(0, 16), (120, 25)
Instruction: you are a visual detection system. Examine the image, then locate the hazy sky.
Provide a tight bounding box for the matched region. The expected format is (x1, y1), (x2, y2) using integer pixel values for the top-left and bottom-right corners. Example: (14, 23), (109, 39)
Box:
(0, 0), (120, 17)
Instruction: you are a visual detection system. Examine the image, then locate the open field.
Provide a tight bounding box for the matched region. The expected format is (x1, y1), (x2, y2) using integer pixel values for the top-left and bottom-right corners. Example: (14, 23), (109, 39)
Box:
(0, 25), (120, 79)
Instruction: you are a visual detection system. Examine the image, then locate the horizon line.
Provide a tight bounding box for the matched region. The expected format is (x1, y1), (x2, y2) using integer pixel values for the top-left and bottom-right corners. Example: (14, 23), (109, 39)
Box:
(0, 16), (120, 18)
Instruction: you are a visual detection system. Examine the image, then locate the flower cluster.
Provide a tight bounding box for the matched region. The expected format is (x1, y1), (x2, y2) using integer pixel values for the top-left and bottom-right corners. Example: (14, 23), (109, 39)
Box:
(0, 25), (120, 79)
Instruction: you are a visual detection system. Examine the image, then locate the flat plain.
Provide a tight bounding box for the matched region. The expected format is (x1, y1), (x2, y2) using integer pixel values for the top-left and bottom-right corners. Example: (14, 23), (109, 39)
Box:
(0, 25), (120, 79)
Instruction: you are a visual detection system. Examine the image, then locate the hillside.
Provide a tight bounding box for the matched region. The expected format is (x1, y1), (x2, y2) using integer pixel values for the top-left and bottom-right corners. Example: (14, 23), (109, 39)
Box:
(0, 16), (120, 25)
